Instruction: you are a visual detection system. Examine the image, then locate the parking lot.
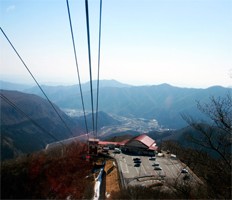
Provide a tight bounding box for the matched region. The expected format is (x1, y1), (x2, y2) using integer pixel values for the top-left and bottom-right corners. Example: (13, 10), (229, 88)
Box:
(110, 151), (195, 187)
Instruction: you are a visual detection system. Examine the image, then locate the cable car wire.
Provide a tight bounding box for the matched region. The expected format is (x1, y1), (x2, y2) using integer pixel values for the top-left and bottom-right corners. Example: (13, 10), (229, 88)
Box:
(85, 0), (95, 136)
(95, 0), (103, 139)
(0, 27), (74, 137)
(65, 0), (89, 135)
(0, 93), (65, 147)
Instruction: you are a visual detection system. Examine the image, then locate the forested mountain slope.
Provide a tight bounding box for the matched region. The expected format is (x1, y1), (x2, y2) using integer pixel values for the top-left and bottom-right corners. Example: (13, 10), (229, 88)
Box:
(0, 90), (83, 160)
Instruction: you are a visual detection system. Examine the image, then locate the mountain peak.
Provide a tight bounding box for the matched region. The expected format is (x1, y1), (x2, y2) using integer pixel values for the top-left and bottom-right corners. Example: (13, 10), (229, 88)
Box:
(84, 79), (131, 88)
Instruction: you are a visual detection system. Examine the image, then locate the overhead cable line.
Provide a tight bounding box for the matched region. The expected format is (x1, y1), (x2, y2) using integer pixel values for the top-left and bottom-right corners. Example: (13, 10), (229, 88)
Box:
(95, 0), (103, 139)
(85, 0), (95, 136)
(65, 0), (89, 135)
(0, 27), (74, 137)
(0, 93), (65, 147)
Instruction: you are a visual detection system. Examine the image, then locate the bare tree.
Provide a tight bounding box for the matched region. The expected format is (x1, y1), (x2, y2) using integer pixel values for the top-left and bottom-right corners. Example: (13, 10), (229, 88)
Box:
(182, 92), (232, 171)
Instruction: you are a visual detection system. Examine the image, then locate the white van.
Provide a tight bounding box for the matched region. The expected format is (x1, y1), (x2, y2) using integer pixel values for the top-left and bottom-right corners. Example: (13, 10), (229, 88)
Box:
(114, 148), (121, 153)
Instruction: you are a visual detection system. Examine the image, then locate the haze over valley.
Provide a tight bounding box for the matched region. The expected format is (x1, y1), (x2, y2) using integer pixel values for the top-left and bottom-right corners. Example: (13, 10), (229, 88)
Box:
(1, 80), (231, 160)
(1, 80), (231, 199)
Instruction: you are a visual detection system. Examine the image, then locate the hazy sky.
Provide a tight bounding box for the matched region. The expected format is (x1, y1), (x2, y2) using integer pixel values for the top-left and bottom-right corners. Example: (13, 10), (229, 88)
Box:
(1, 0), (232, 88)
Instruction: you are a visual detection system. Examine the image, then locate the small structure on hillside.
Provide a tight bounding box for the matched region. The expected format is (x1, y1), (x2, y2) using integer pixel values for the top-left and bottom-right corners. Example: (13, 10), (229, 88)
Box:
(88, 138), (99, 155)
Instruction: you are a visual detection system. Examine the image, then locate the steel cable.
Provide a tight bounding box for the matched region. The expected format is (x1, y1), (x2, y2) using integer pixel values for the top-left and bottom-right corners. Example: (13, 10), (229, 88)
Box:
(0, 27), (74, 137)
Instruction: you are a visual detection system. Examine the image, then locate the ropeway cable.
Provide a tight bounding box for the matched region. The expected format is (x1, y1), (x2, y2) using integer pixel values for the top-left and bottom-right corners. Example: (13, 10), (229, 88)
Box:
(65, 0), (89, 135)
(0, 27), (75, 137)
(0, 93), (65, 147)
(85, 0), (95, 136)
(95, 0), (103, 139)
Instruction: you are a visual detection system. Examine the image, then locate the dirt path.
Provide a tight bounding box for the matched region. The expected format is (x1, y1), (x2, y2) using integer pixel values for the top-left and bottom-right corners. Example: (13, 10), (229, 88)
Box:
(103, 159), (120, 199)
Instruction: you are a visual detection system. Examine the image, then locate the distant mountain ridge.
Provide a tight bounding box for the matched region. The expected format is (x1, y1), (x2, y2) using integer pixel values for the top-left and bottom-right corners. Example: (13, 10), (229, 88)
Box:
(1, 80), (231, 129)
(0, 79), (130, 92)
(0, 80), (33, 91)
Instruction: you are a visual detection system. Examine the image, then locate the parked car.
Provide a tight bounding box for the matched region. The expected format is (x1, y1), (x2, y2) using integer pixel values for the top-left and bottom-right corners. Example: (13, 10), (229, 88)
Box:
(157, 153), (164, 157)
(133, 158), (140, 161)
(152, 163), (159, 166)
(134, 163), (140, 167)
(154, 166), (162, 170)
(109, 145), (115, 150)
(149, 157), (156, 161)
(114, 148), (121, 153)
(102, 146), (109, 150)
(134, 160), (141, 163)
(181, 168), (188, 173)
(170, 154), (177, 159)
